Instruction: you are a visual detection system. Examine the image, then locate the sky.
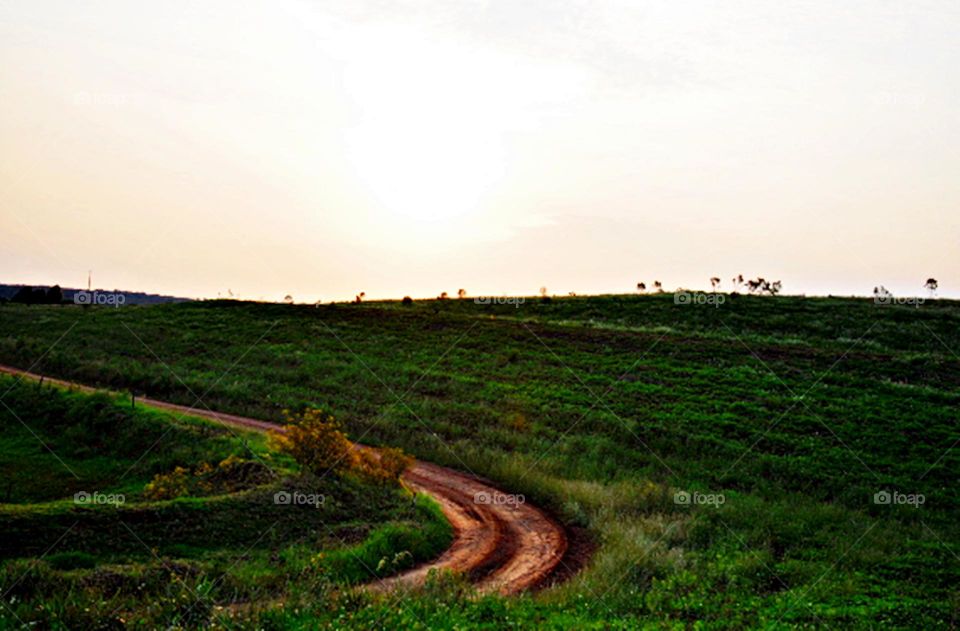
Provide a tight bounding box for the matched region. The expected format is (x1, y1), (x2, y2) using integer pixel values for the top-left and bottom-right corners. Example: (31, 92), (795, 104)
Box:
(1, 0), (957, 301)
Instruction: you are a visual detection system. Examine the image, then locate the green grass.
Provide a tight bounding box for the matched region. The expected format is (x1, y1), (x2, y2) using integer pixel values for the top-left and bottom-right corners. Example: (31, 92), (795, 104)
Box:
(0, 376), (271, 504)
(0, 294), (958, 628)
(0, 376), (451, 628)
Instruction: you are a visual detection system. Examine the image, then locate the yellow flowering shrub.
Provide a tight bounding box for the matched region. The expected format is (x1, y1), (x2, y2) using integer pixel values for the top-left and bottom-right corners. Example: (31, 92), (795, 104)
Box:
(271, 408), (412, 486)
(143, 454), (272, 500)
(144, 466), (190, 500)
(269, 408), (358, 477)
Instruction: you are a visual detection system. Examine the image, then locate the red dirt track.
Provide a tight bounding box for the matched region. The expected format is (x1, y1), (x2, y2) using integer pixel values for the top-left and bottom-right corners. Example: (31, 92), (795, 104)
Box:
(0, 365), (570, 595)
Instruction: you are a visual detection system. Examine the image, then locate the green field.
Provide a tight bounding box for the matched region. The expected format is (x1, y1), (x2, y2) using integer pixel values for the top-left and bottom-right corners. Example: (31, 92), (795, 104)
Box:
(0, 376), (450, 629)
(1, 294), (958, 628)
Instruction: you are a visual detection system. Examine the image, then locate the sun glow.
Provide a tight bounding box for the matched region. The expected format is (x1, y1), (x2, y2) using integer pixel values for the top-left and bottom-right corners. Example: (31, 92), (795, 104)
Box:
(340, 27), (511, 233)
(338, 21), (581, 238)
(346, 115), (505, 227)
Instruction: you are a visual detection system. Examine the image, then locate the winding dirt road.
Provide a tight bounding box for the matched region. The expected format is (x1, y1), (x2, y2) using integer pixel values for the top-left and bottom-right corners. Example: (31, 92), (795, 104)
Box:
(0, 365), (569, 596)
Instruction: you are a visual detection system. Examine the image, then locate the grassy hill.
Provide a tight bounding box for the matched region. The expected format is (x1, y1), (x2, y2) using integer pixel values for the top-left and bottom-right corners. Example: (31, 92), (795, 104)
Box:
(0, 294), (957, 628)
(0, 376), (450, 629)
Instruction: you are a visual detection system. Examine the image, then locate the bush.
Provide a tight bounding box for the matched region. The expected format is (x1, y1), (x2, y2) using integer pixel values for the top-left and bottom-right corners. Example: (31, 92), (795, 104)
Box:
(271, 408), (411, 486)
(144, 466), (190, 500)
(354, 446), (413, 486)
(143, 455), (273, 500)
(206, 454), (274, 491)
(270, 409), (357, 478)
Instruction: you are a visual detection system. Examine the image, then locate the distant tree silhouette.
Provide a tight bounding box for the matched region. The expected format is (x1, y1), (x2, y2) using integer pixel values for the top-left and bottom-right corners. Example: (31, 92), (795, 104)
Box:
(439, 291), (449, 300)
(732, 274), (744, 291)
(710, 277), (721, 290)
(402, 296), (413, 305)
(924, 278), (938, 296)
(355, 292), (365, 304)
(11, 287), (42, 304)
(457, 288), (466, 299)
(283, 295), (294, 304)
(636, 282), (646, 292)
(742, 277), (781, 296)
(653, 281), (662, 292)
(46, 285), (63, 304)
(539, 286), (548, 297)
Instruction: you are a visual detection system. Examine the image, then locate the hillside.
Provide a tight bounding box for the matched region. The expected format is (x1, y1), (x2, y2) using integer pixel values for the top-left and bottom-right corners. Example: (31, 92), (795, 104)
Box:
(1, 294), (958, 628)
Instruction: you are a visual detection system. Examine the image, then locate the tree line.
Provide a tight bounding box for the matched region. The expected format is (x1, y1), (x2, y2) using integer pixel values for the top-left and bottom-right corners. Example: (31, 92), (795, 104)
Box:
(6, 285), (64, 305)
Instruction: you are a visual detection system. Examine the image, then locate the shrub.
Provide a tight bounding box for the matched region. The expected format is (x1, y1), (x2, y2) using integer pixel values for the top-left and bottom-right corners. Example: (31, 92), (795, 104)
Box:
(143, 456), (272, 500)
(144, 466), (190, 500)
(377, 447), (413, 481)
(271, 408), (412, 486)
(206, 454), (273, 491)
(354, 446), (413, 486)
(270, 408), (357, 478)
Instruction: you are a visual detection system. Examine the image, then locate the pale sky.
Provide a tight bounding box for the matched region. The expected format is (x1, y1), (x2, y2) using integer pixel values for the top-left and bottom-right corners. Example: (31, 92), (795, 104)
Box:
(1, 1), (957, 301)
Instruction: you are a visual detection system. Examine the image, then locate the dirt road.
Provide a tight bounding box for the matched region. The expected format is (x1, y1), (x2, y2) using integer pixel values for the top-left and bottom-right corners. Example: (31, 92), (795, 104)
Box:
(0, 365), (570, 595)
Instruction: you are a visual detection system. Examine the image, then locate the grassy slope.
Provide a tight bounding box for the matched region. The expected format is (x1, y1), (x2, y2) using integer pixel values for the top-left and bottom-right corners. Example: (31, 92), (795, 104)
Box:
(0, 377), (451, 629)
(0, 295), (957, 628)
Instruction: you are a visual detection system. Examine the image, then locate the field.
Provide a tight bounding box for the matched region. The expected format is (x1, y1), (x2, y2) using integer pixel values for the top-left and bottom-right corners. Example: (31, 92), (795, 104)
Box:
(0, 376), (450, 628)
(1, 293), (958, 628)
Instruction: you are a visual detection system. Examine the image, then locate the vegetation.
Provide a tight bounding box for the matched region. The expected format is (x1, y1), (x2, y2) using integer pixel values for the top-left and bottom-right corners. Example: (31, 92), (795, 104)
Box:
(8, 284), (64, 305)
(0, 376), (450, 628)
(0, 293), (958, 628)
(270, 408), (412, 485)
